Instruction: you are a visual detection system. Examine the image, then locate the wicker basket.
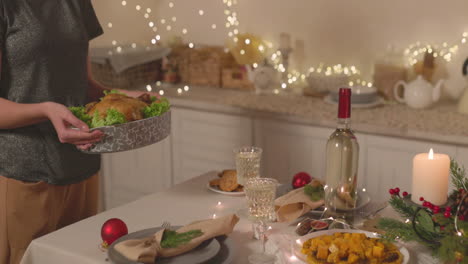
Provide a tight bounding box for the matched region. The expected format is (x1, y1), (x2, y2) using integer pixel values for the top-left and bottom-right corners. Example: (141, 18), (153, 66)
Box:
(90, 59), (163, 90)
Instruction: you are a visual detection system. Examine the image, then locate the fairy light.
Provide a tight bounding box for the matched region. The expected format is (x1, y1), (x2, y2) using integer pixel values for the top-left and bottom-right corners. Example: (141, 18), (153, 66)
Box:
(160, 19), (166, 24)
(253, 63), (258, 68)
(177, 88), (183, 94)
(289, 255), (298, 261)
(156, 81), (161, 86)
(240, 49), (245, 55)
(112, 40), (117, 46)
(182, 28), (188, 34)
(199, 9), (204, 16)
(281, 83), (287, 89)
(166, 25), (172, 31)
(159, 90), (164, 96)
(135, 5), (141, 11)
(148, 21), (154, 27)
(168, 2), (174, 8)
(146, 85), (152, 92)
(144, 13), (149, 19)
(116, 46), (122, 53)
(155, 35), (161, 40)
(211, 24), (217, 29)
(273, 89), (279, 94)
(107, 23), (113, 28)
(188, 42), (194, 48)
(152, 27), (157, 32)
(245, 38), (251, 45)
(121, 0), (126, 6)
(131, 43), (137, 48)
(258, 45), (265, 52)
(228, 32), (233, 37)
(151, 39), (156, 44)
(146, 8), (151, 13)
(172, 16), (177, 22)
(184, 85), (190, 92)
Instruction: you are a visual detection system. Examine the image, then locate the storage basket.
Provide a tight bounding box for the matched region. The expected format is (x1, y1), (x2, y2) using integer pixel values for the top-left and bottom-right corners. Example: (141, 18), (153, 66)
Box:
(90, 59), (163, 90)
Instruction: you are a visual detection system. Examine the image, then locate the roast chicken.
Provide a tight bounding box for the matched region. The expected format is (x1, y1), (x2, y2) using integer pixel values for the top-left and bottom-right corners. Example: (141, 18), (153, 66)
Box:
(86, 93), (153, 122)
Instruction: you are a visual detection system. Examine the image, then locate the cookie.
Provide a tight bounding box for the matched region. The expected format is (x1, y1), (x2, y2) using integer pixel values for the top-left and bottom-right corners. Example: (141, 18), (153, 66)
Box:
(219, 169), (236, 178)
(234, 185), (244, 192)
(219, 172), (238, 192)
(209, 178), (221, 187)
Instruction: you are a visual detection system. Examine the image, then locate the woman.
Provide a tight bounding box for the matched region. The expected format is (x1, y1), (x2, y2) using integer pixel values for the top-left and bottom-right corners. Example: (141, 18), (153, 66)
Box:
(0, 1), (148, 263)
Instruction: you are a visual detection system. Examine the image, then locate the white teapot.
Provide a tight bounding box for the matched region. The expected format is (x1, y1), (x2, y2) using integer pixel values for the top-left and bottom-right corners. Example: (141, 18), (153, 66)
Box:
(393, 75), (443, 109)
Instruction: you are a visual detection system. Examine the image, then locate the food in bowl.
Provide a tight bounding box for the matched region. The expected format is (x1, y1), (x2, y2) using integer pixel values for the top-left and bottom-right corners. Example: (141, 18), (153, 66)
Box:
(330, 85), (378, 104)
(69, 90), (170, 128)
(301, 232), (403, 264)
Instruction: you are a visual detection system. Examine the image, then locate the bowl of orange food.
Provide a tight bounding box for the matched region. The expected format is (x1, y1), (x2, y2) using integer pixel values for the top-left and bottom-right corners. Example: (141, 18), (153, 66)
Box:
(295, 229), (409, 264)
(69, 90), (170, 153)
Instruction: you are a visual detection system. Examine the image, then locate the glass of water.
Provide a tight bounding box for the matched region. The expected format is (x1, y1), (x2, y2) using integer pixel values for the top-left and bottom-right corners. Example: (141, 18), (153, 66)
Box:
(244, 177), (278, 264)
(234, 146), (262, 185)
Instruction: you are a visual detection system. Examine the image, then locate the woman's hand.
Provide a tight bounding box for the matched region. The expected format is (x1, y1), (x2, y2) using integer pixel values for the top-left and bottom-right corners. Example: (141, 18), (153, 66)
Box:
(42, 102), (103, 150)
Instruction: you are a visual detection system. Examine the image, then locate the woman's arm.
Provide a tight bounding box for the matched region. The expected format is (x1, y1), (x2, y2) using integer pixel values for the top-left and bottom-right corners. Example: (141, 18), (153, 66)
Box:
(0, 53), (103, 148)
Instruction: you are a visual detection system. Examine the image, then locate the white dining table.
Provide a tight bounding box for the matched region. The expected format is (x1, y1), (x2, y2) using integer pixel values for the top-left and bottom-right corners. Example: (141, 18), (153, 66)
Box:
(21, 171), (437, 264)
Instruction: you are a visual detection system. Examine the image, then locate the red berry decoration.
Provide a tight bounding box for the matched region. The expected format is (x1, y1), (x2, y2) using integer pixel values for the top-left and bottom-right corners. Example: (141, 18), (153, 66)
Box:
(423, 201), (430, 207)
(444, 211), (451, 218)
(292, 172), (312, 189)
(402, 191), (408, 197)
(419, 197), (424, 201)
(445, 206), (451, 212)
(101, 218), (128, 248)
(394, 187), (400, 194)
(460, 215), (466, 221)
(389, 189), (395, 195)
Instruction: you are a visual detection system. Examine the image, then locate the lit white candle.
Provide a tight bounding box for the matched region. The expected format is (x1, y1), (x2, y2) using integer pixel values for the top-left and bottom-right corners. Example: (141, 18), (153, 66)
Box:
(411, 148), (450, 205)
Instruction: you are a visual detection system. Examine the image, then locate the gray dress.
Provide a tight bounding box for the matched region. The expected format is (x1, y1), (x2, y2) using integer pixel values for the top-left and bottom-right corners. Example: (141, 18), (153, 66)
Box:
(0, 0), (103, 184)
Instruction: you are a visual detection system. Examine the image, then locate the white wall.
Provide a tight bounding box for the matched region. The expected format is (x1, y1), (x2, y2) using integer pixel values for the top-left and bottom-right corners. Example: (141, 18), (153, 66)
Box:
(91, 0), (468, 78)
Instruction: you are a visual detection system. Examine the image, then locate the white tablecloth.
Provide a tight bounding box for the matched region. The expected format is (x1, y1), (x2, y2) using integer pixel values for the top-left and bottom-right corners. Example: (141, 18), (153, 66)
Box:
(21, 172), (437, 264)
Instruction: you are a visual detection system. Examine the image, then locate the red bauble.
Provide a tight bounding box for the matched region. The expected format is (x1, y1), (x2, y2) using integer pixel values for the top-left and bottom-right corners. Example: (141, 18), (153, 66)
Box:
(101, 218), (128, 246)
(292, 172), (312, 189)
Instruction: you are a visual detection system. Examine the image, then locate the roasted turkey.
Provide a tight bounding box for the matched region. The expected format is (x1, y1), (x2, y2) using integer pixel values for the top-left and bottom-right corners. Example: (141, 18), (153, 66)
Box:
(86, 93), (152, 122)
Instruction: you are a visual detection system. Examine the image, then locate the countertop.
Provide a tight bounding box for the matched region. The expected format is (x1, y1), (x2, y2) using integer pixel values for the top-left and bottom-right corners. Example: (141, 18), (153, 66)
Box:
(154, 85), (468, 146)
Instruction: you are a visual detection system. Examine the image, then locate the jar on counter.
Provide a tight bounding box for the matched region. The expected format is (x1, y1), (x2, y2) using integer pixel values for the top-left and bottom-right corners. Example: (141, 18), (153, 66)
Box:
(373, 46), (407, 100)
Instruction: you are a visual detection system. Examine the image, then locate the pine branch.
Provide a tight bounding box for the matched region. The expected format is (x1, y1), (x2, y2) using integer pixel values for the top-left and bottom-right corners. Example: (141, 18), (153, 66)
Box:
(377, 218), (419, 242)
(388, 196), (417, 219)
(450, 159), (468, 191)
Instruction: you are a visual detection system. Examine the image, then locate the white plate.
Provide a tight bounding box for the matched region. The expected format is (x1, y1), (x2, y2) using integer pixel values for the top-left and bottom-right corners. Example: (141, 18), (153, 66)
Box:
(324, 94), (384, 108)
(207, 183), (245, 196)
(294, 229), (409, 264)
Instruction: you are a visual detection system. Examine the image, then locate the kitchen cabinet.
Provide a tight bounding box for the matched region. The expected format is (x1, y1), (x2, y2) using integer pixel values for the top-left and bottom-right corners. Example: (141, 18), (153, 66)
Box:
(171, 108), (253, 184)
(102, 104), (466, 209)
(362, 135), (457, 200)
(101, 137), (172, 209)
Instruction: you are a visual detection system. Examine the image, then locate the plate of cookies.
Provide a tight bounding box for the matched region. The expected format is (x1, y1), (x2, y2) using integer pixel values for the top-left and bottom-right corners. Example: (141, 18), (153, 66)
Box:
(207, 170), (245, 196)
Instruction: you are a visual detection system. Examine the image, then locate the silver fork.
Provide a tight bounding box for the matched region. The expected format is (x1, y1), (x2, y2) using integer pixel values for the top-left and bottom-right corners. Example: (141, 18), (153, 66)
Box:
(161, 221), (171, 230)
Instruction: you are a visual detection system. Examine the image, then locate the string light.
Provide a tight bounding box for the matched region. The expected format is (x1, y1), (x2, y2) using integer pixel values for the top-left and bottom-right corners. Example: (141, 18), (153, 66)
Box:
(135, 5), (141, 11)
(245, 38), (251, 44)
(160, 19), (166, 24)
(107, 23), (113, 28)
(172, 16), (177, 22)
(168, 2), (174, 8)
(182, 28), (188, 34)
(121, 0), (126, 6)
(177, 88), (183, 94)
(184, 85), (190, 91)
(131, 43), (137, 48)
(188, 42), (194, 48)
(144, 13), (149, 19)
(116, 46), (122, 53)
(240, 49), (245, 55)
(159, 90), (165, 96)
(198, 10), (204, 16)
(146, 85), (152, 92)
(146, 8), (151, 13)
(151, 39), (156, 44)
(148, 22), (154, 27)
(155, 35), (161, 40)
(111, 40), (117, 46)
(166, 25), (172, 31)
(253, 63), (258, 68)
(211, 24), (217, 29)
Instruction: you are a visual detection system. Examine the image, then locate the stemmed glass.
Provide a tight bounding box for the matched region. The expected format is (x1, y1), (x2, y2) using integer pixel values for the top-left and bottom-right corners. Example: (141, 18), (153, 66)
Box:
(234, 146), (262, 185)
(244, 177), (278, 264)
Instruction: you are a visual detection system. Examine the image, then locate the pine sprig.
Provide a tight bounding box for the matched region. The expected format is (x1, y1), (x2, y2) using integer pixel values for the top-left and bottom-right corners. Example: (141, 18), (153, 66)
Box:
(388, 195), (417, 219)
(160, 229), (203, 248)
(377, 218), (419, 242)
(450, 159), (468, 191)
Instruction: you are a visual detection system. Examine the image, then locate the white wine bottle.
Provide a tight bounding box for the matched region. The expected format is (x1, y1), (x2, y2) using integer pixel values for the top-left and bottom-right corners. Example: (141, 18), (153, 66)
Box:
(325, 88), (359, 212)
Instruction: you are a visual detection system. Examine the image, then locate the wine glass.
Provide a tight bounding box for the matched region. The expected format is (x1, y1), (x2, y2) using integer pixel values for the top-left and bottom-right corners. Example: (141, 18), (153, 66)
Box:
(244, 177), (278, 264)
(234, 146), (262, 186)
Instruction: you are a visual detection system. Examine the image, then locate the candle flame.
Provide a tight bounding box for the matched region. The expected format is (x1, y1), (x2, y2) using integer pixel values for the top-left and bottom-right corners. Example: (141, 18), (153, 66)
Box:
(428, 148), (434, 160)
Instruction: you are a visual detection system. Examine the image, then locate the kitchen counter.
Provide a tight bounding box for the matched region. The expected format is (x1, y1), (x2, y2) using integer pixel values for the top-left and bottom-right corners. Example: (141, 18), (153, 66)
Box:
(154, 85), (468, 146)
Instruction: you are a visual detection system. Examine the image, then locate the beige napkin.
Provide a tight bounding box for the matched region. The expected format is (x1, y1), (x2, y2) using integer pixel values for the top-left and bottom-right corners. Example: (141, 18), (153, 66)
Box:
(114, 214), (239, 264)
(275, 185), (324, 222)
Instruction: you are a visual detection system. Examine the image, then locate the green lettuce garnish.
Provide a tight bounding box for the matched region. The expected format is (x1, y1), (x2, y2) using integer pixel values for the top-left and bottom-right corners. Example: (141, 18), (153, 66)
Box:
(160, 229), (203, 248)
(69, 106), (92, 127)
(143, 98), (170, 118)
(90, 109), (127, 128)
(103, 89), (125, 96)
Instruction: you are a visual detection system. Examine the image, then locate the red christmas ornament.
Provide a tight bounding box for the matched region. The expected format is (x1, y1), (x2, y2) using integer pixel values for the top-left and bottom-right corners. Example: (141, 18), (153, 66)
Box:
(101, 218), (128, 248)
(292, 172), (312, 189)
(402, 191), (408, 197)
